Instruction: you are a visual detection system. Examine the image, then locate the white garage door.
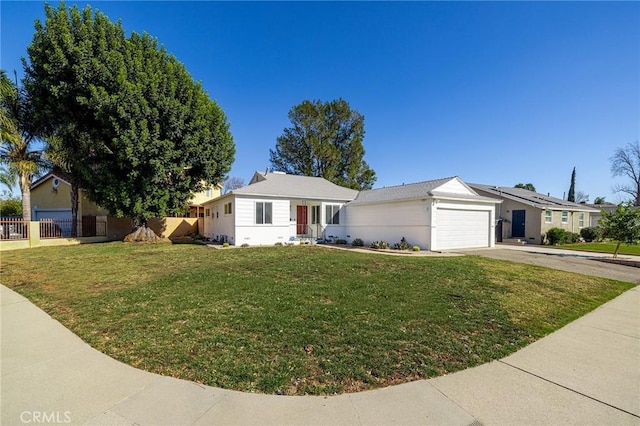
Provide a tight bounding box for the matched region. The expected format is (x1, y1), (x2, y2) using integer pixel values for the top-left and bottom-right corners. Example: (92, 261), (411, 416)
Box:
(436, 208), (490, 250)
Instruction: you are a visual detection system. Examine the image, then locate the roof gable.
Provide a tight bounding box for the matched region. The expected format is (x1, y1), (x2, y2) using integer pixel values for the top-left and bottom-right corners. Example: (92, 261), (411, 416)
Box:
(30, 172), (72, 191)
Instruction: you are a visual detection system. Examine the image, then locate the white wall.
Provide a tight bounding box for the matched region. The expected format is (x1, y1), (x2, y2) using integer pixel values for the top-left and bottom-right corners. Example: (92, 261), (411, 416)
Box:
(234, 197), (291, 246)
(345, 199), (432, 249)
(202, 197), (235, 243)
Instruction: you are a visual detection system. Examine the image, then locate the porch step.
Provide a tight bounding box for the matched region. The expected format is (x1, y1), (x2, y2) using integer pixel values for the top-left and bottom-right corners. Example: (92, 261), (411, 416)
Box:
(501, 238), (528, 245)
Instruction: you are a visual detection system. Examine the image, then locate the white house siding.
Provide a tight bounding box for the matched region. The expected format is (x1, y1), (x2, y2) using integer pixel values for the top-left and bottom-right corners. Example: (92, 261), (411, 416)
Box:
(345, 200), (431, 249)
(234, 197), (291, 246)
(431, 200), (495, 250)
(202, 198), (236, 243)
(321, 201), (350, 241)
(433, 179), (473, 195)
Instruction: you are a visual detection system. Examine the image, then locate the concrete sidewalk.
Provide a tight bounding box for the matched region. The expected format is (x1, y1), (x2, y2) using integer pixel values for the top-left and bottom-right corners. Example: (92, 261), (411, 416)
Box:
(1, 284), (639, 426)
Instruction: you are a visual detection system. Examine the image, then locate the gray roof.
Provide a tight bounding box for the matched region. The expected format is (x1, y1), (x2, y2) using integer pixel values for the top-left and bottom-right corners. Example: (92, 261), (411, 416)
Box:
(231, 172), (359, 201)
(350, 177), (499, 205)
(469, 183), (599, 212)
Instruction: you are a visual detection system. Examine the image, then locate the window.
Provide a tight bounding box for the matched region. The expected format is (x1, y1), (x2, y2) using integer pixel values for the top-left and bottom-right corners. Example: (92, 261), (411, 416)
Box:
(224, 202), (232, 215)
(561, 211), (568, 224)
(311, 206), (320, 225)
(205, 209), (210, 217)
(579, 212), (585, 228)
(545, 210), (552, 224)
(206, 188), (213, 198)
(256, 202), (273, 224)
(325, 205), (340, 225)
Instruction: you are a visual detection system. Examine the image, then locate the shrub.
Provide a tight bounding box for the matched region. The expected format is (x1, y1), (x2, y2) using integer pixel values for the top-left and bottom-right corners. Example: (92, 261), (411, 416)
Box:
(393, 237), (411, 250)
(546, 228), (566, 245)
(275, 242), (283, 246)
(351, 238), (364, 247)
(222, 242), (230, 248)
(241, 243), (250, 247)
(412, 246), (420, 251)
(580, 227), (601, 242)
(370, 241), (389, 249)
(335, 239), (347, 245)
(566, 232), (581, 244)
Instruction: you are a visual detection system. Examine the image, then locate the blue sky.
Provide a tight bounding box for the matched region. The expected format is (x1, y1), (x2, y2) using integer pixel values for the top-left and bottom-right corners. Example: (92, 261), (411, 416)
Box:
(2, 1), (639, 202)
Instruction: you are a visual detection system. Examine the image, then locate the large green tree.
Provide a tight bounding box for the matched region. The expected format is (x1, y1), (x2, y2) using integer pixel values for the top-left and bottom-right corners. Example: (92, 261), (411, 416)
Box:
(270, 99), (376, 190)
(0, 70), (47, 222)
(599, 202), (640, 258)
(24, 3), (235, 232)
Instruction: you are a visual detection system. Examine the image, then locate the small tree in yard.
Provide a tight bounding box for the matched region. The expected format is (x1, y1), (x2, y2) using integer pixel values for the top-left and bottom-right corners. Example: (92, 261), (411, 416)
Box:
(599, 202), (640, 258)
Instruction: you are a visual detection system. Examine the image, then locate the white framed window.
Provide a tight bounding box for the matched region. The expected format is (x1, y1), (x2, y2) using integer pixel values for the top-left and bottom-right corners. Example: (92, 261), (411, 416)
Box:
(561, 211), (568, 224)
(205, 208), (210, 217)
(325, 205), (340, 225)
(545, 210), (552, 224)
(206, 188), (213, 198)
(579, 212), (585, 228)
(311, 206), (320, 225)
(256, 202), (273, 224)
(224, 202), (232, 215)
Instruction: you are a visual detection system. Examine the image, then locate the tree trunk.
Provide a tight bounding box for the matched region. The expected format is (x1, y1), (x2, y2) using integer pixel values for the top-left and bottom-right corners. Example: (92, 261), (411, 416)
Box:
(19, 173), (31, 222)
(70, 181), (79, 238)
(613, 240), (621, 259)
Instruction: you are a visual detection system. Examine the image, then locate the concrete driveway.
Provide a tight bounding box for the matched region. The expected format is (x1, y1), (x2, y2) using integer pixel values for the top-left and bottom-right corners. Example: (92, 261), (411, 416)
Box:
(460, 245), (640, 284)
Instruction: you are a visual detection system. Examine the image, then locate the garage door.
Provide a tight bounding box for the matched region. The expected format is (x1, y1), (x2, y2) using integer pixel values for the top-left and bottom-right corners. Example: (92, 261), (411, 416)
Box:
(436, 208), (490, 250)
(33, 209), (72, 220)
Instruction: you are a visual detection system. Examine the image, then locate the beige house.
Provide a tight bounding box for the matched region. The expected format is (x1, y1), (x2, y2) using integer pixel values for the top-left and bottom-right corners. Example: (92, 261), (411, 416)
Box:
(469, 184), (599, 244)
(30, 172), (109, 221)
(31, 171), (221, 221)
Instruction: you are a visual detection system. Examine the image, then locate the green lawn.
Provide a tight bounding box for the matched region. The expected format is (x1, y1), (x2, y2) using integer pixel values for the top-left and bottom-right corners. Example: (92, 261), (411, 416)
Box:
(555, 242), (640, 256)
(1, 243), (634, 395)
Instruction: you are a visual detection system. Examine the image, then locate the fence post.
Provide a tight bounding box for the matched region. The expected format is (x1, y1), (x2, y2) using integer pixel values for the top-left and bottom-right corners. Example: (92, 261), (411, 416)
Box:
(29, 221), (41, 248)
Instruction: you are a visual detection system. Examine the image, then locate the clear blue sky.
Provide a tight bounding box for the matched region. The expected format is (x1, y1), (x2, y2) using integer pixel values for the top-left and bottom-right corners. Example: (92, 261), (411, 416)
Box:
(2, 1), (639, 202)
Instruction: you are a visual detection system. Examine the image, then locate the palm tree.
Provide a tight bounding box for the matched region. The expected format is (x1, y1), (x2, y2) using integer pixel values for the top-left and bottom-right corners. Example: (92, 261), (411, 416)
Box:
(0, 70), (46, 221)
(0, 163), (17, 193)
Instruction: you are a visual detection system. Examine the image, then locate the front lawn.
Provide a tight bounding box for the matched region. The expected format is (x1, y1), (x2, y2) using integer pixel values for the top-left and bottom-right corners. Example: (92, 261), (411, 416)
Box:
(555, 242), (640, 256)
(1, 244), (633, 395)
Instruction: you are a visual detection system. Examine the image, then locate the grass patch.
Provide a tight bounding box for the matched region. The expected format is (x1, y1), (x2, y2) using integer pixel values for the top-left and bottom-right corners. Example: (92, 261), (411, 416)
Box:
(1, 243), (634, 395)
(555, 242), (640, 256)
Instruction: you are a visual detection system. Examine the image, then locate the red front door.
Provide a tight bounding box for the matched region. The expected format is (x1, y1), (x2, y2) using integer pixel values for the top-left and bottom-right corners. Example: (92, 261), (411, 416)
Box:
(297, 205), (308, 234)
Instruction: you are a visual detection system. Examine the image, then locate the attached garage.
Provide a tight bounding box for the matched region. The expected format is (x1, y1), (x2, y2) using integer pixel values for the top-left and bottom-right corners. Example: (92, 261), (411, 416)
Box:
(33, 209), (72, 220)
(345, 177), (501, 251)
(435, 208), (490, 250)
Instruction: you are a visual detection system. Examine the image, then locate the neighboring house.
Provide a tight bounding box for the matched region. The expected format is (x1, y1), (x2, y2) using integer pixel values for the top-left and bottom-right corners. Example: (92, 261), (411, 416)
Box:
(202, 172), (501, 250)
(188, 183), (223, 218)
(30, 172), (109, 221)
(345, 177), (500, 250)
(201, 171), (358, 246)
(469, 184), (599, 244)
(31, 171), (220, 220)
(584, 203), (618, 227)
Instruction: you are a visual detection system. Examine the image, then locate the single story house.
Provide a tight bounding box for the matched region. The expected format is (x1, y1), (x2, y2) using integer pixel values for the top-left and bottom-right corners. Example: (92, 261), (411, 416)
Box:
(201, 171), (358, 245)
(583, 203), (618, 227)
(202, 172), (501, 250)
(469, 183), (599, 244)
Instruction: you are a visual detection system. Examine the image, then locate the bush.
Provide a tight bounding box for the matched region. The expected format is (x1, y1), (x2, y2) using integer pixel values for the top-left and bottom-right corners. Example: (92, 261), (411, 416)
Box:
(580, 227), (601, 242)
(222, 242), (230, 248)
(566, 232), (581, 243)
(241, 243), (250, 247)
(393, 237), (411, 250)
(351, 238), (364, 247)
(275, 242), (283, 246)
(370, 241), (389, 249)
(412, 246), (420, 252)
(546, 228), (566, 245)
(335, 238), (347, 245)
(0, 198), (22, 216)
